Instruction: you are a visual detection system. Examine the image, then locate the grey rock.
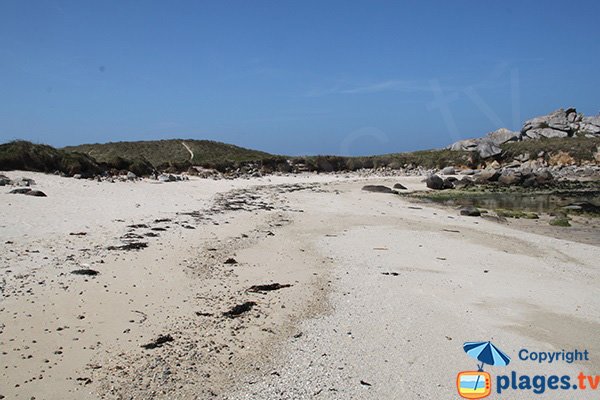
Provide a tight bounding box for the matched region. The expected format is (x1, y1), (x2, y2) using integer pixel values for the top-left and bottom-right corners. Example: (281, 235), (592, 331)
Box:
(522, 108), (575, 134)
(441, 166), (456, 175)
(10, 188), (32, 194)
(579, 122), (600, 135)
(460, 206), (481, 217)
(498, 171), (523, 186)
(487, 128), (520, 145)
(73, 174), (83, 179)
(474, 169), (500, 184)
(426, 174), (445, 190)
(443, 178), (455, 189)
(158, 174), (177, 182)
(127, 171), (137, 180)
(583, 115), (600, 127)
(460, 169), (476, 175)
(524, 128), (569, 139)
(476, 140), (502, 158)
(361, 185), (397, 194)
(454, 176), (474, 189)
(449, 139), (478, 151)
(393, 183), (407, 190)
(25, 190), (47, 197)
(16, 178), (35, 187)
(514, 153), (530, 162)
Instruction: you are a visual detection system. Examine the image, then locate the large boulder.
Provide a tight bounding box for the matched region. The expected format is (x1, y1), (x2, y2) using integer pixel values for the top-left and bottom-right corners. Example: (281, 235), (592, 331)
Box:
(476, 140), (502, 158)
(521, 108), (578, 138)
(441, 166), (456, 175)
(426, 174), (445, 190)
(449, 139), (478, 151)
(524, 128), (569, 139)
(498, 171), (523, 186)
(447, 129), (512, 158)
(487, 128), (521, 145)
(474, 168), (500, 184)
(580, 115), (600, 135)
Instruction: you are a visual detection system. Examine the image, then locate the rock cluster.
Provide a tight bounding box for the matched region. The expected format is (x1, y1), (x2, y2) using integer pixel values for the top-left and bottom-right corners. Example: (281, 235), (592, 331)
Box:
(448, 108), (600, 158)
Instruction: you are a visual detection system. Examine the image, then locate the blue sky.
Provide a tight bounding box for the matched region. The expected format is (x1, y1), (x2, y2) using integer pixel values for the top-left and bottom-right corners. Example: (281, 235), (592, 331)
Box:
(1, 1), (599, 156)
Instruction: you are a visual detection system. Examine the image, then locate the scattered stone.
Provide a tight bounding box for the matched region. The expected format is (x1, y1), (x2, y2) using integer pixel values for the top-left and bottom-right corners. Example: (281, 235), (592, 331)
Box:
(459, 206), (481, 217)
(126, 171), (137, 180)
(69, 232), (88, 236)
(224, 258), (238, 264)
(361, 185), (397, 194)
(360, 380), (372, 387)
(195, 312), (213, 317)
(71, 269), (99, 276)
(0, 175), (11, 186)
(107, 242), (148, 251)
(76, 377), (92, 385)
(393, 183), (407, 190)
(247, 283), (292, 293)
(381, 272), (399, 276)
(24, 190), (47, 197)
(141, 334), (174, 350)
(9, 188), (32, 194)
(223, 301), (257, 318)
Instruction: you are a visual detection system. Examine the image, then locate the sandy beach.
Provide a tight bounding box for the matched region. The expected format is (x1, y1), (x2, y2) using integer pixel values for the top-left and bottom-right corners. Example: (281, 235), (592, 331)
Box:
(1, 171), (599, 399)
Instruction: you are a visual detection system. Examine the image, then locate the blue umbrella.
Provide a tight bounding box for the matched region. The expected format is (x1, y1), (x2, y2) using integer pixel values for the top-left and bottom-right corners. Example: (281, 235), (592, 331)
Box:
(463, 341), (511, 370)
(463, 341), (511, 391)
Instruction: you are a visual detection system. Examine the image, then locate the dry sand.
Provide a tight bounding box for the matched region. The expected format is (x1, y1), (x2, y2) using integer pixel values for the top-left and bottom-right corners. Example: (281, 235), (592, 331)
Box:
(1, 171), (598, 399)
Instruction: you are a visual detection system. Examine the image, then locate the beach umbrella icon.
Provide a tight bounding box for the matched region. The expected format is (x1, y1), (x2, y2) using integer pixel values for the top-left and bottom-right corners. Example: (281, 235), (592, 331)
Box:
(462, 341), (511, 395)
(463, 341), (511, 370)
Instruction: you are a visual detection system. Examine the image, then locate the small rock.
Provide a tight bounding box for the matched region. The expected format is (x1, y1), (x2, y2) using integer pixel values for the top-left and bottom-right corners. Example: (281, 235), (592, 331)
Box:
(25, 190), (47, 197)
(459, 206), (481, 217)
(361, 185), (397, 194)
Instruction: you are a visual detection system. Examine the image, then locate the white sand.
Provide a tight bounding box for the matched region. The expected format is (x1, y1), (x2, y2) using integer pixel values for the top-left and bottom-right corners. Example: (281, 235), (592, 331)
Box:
(1, 172), (598, 400)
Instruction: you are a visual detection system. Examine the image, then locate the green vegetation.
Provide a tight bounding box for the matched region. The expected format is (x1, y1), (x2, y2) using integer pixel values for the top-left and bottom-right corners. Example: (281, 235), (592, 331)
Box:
(299, 149), (475, 172)
(549, 217), (571, 227)
(495, 209), (539, 219)
(2, 136), (599, 177)
(63, 139), (276, 170)
(0, 140), (103, 176)
(501, 136), (600, 163)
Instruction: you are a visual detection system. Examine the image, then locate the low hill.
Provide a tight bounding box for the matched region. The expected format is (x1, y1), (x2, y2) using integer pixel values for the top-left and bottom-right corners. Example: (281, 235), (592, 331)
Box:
(63, 139), (276, 170)
(0, 140), (104, 176)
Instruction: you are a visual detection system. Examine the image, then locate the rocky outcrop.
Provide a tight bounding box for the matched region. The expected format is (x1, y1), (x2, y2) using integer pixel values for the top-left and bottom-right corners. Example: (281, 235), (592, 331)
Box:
(448, 128), (520, 158)
(448, 108), (600, 159)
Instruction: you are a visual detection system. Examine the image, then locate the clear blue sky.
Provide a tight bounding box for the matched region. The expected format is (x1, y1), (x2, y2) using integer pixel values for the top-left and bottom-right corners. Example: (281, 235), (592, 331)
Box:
(1, 1), (599, 156)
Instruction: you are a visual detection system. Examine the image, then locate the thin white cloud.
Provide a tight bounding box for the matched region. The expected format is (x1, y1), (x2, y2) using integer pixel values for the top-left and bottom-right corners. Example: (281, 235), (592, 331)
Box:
(340, 80), (431, 94)
(305, 79), (442, 97)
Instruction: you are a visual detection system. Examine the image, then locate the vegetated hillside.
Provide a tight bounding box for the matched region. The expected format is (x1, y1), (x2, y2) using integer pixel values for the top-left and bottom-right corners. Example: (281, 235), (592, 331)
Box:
(0, 140), (104, 175)
(63, 139), (277, 170)
(501, 136), (600, 164)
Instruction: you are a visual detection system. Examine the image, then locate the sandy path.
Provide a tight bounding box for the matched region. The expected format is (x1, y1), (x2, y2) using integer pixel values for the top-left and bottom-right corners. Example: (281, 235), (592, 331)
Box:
(1, 172), (598, 400)
(181, 141), (194, 161)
